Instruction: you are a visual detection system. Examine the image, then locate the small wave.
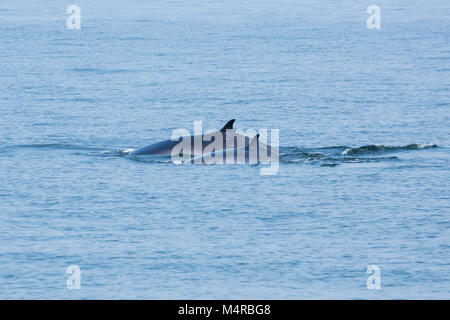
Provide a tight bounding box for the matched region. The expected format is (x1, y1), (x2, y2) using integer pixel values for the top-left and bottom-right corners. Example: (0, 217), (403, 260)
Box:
(321, 163), (338, 167)
(126, 155), (173, 164)
(341, 144), (437, 155)
(68, 67), (135, 75)
(281, 156), (398, 165)
(336, 156), (399, 162)
(118, 37), (147, 41)
(280, 147), (326, 159)
(316, 146), (350, 150)
(12, 143), (108, 152)
(121, 148), (135, 155)
(278, 143), (437, 166)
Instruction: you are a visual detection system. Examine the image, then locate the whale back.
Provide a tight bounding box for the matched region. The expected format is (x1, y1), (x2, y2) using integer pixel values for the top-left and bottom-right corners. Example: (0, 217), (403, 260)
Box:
(130, 119), (236, 156)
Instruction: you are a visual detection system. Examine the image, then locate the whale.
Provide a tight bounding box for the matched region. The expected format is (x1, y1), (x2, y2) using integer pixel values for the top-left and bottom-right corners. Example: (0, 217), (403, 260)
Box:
(188, 133), (279, 164)
(129, 119), (236, 156)
(188, 134), (260, 164)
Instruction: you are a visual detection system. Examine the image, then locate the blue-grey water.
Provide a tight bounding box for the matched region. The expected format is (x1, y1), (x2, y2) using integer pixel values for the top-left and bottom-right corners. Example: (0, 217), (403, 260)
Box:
(1, 0), (449, 299)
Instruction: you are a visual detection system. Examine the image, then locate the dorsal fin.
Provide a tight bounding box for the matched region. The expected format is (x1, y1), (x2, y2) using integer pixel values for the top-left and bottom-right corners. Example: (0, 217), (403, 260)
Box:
(220, 119), (235, 132)
(250, 133), (260, 145)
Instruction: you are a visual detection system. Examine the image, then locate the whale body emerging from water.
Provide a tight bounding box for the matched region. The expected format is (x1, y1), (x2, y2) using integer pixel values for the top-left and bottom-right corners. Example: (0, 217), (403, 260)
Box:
(128, 119), (279, 166)
(129, 119), (236, 156)
(189, 134), (261, 164)
(188, 133), (279, 164)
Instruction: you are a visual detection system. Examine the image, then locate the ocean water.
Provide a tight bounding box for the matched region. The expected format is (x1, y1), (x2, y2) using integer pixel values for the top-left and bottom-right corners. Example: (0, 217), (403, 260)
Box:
(0, 0), (449, 299)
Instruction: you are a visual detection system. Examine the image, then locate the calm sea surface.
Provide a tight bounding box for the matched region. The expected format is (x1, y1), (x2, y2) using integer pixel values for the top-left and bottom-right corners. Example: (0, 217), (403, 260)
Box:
(0, 0), (449, 298)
